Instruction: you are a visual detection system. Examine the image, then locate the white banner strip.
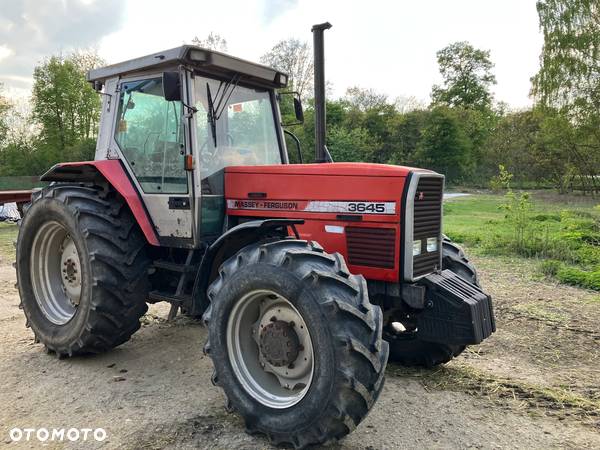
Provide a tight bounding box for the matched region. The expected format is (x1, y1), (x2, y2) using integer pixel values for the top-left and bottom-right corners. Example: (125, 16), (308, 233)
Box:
(305, 201), (396, 215)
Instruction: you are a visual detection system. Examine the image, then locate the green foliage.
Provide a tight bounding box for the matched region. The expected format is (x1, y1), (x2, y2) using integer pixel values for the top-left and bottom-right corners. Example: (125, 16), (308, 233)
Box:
(431, 41), (497, 111)
(532, 0), (599, 120)
(415, 106), (473, 182)
(556, 266), (600, 291)
(32, 55), (101, 151)
(0, 84), (10, 146)
(499, 190), (533, 252)
(497, 167), (533, 252)
(539, 259), (562, 277)
(444, 193), (600, 291)
(489, 164), (513, 192)
(532, 0), (600, 192)
(0, 223), (18, 264)
(0, 51), (102, 179)
(344, 86), (388, 111)
(327, 125), (378, 162)
(0, 27), (596, 195)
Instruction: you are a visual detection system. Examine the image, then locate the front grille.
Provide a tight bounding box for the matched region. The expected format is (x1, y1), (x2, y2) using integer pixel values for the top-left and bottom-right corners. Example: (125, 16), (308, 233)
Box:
(412, 176), (443, 277)
(346, 227), (396, 268)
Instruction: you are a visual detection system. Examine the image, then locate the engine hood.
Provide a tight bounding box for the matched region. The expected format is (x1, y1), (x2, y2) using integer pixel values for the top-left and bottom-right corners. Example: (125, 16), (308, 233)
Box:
(225, 162), (423, 178)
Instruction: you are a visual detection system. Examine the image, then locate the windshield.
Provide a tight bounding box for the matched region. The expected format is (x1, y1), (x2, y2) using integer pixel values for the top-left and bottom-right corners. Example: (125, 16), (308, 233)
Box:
(193, 75), (282, 235)
(193, 75), (282, 181)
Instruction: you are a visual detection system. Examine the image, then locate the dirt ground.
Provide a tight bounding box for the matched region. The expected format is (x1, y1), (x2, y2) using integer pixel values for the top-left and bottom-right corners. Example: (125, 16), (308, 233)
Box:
(0, 224), (599, 448)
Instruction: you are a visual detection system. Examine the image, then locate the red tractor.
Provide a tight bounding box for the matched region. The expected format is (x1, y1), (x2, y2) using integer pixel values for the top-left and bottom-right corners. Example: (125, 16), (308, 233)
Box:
(15, 23), (494, 448)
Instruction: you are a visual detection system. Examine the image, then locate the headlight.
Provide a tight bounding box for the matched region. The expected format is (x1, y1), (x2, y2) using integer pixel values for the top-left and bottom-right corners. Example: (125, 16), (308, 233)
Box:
(427, 237), (438, 252)
(413, 240), (422, 256)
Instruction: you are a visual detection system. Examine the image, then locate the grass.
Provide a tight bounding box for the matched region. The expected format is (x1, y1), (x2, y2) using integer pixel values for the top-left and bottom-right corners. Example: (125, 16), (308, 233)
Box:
(444, 192), (600, 291)
(0, 222), (17, 264)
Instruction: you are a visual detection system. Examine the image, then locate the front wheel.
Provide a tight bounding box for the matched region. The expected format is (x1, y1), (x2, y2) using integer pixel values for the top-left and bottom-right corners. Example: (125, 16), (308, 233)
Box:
(203, 240), (388, 448)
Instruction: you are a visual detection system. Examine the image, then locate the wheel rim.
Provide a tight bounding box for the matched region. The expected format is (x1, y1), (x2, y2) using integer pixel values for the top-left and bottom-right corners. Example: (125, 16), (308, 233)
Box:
(226, 290), (314, 409)
(30, 221), (80, 325)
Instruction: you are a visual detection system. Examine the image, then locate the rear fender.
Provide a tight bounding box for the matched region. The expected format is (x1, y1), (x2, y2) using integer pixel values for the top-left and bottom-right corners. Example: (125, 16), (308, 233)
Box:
(40, 160), (159, 246)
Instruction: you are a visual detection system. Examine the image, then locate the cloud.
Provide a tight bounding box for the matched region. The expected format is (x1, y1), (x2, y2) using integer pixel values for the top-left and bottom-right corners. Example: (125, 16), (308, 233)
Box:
(0, 0), (542, 107)
(0, 0), (125, 93)
(261, 0), (298, 25)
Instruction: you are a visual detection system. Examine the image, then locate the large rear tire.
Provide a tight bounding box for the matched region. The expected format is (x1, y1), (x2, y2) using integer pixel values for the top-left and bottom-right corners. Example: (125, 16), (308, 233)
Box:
(386, 236), (478, 367)
(16, 183), (150, 357)
(203, 240), (388, 449)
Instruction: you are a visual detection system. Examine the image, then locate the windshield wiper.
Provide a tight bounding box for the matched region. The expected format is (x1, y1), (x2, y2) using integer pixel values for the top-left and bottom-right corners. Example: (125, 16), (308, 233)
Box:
(206, 74), (241, 147)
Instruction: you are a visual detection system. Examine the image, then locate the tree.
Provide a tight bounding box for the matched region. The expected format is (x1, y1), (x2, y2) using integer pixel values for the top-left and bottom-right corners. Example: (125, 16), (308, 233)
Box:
(532, 0), (600, 192)
(416, 107), (473, 182)
(261, 39), (314, 97)
(385, 109), (429, 166)
(191, 32), (228, 52)
(0, 84), (10, 146)
(532, 0), (599, 119)
(29, 52), (101, 171)
(327, 125), (379, 162)
(344, 86), (388, 111)
(431, 41), (496, 111)
(32, 53), (101, 153)
(482, 109), (546, 185)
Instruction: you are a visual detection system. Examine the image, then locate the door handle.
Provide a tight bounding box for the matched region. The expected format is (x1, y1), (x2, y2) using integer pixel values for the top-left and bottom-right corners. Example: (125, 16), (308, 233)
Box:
(168, 197), (191, 210)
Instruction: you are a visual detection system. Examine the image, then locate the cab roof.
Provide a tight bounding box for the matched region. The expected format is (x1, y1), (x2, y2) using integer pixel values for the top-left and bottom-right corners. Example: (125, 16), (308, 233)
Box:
(86, 45), (288, 89)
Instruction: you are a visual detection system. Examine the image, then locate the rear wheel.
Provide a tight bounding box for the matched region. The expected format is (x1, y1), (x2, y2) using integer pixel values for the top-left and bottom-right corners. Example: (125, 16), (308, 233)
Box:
(203, 240), (388, 448)
(386, 236), (478, 367)
(16, 183), (150, 357)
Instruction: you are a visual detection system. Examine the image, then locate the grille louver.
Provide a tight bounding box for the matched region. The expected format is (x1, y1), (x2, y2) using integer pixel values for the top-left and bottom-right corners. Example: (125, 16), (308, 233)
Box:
(346, 227), (396, 269)
(412, 176), (443, 277)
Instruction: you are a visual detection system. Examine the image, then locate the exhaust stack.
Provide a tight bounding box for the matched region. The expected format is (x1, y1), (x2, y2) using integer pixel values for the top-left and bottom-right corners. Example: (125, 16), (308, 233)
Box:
(311, 22), (332, 163)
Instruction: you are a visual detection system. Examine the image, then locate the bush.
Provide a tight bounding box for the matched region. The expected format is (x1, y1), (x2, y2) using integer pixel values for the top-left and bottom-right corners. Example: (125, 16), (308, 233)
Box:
(556, 267), (600, 291)
(539, 259), (562, 277)
(531, 213), (560, 222)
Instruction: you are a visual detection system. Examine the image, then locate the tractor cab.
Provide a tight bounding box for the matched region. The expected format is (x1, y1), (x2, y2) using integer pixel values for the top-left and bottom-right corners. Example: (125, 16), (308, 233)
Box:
(86, 45), (292, 245)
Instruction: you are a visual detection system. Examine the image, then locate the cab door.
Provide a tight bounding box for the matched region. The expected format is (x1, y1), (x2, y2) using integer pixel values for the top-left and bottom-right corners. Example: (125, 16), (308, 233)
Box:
(111, 73), (195, 246)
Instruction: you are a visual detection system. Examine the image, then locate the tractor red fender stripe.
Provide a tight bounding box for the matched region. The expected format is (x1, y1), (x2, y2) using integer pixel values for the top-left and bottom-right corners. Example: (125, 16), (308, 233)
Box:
(41, 160), (160, 246)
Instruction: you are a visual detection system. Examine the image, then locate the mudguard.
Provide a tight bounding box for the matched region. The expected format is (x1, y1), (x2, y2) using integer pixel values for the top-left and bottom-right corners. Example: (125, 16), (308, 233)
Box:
(40, 160), (159, 246)
(189, 219), (303, 316)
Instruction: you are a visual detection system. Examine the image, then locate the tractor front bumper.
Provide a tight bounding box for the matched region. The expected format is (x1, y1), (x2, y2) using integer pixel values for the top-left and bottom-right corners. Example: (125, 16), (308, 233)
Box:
(415, 270), (496, 346)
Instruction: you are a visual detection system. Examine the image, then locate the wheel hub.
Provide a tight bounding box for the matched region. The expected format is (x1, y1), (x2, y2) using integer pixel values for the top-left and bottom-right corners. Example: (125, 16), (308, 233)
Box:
(226, 290), (314, 409)
(59, 236), (81, 307)
(259, 320), (300, 367)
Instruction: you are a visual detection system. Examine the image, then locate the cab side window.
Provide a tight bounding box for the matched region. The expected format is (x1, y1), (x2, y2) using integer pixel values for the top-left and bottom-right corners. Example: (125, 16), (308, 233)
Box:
(114, 77), (187, 194)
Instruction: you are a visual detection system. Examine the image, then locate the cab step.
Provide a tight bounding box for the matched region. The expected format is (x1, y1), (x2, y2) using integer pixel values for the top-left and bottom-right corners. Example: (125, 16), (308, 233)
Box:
(147, 290), (191, 304)
(152, 260), (198, 273)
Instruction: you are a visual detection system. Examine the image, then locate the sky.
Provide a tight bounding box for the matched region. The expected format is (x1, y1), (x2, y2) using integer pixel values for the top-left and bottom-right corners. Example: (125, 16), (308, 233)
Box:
(0, 0), (544, 108)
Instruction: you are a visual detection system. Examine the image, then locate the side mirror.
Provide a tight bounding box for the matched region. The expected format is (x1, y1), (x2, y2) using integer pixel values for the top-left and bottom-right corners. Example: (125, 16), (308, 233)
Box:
(293, 96), (304, 123)
(279, 91), (304, 126)
(162, 72), (181, 102)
